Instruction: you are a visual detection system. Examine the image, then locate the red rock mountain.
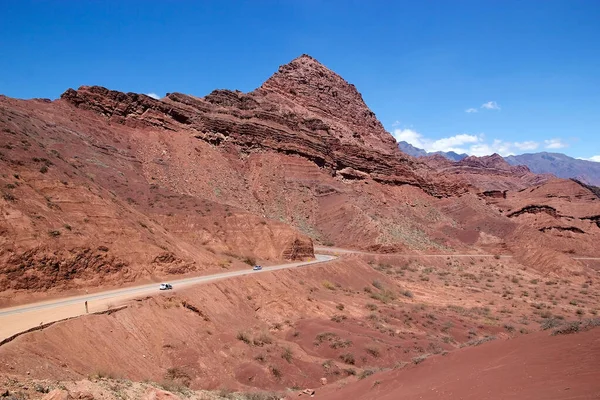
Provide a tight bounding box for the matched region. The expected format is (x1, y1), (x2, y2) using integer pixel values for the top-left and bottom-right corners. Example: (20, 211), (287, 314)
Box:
(422, 153), (550, 191)
(1, 54), (598, 303)
(1, 54), (600, 400)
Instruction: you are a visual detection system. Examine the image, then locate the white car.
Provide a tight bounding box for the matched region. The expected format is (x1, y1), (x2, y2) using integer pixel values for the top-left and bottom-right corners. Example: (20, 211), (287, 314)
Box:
(159, 283), (173, 290)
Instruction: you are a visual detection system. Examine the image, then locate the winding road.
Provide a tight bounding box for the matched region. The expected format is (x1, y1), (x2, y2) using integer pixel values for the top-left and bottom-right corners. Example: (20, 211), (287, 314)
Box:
(1, 248), (599, 342)
(0, 254), (335, 341)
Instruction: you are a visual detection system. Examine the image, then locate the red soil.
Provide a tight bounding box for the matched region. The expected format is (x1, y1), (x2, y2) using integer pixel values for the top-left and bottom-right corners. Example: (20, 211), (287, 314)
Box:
(321, 328), (600, 400)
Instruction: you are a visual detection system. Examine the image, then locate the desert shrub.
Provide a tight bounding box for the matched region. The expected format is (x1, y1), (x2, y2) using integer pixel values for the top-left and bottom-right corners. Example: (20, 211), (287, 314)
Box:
(161, 367), (191, 392)
(400, 289), (414, 298)
(365, 303), (378, 311)
(339, 353), (355, 365)
(367, 313), (379, 321)
(315, 332), (338, 344)
(336, 303), (345, 311)
(39, 165), (48, 173)
(372, 280), (384, 290)
(365, 346), (381, 358)
(551, 318), (600, 336)
(242, 256), (256, 266)
(236, 331), (251, 344)
(330, 339), (352, 349)
(48, 230), (61, 237)
(34, 384), (50, 394)
(331, 314), (347, 323)
(240, 392), (283, 400)
(322, 280), (336, 290)
(270, 366), (282, 379)
(253, 332), (272, 346)
(462, 336), (497, 347)
(552, 321), (581, 336)
(359, 369), (375, 380)
(370, 290), (396, 304)
(165, 367), (190, 382)
(281, 347), (293, 363)
(2, 192), (16, 201)
(271, 322), (282, 330)
(412, 354), (430, 364)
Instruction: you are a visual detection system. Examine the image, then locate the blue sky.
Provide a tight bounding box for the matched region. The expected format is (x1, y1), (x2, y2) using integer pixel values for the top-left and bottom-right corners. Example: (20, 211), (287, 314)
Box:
(1, 1), (599, 159)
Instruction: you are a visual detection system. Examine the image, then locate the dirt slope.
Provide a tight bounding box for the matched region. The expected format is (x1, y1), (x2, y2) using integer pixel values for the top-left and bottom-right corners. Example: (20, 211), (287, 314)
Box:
(321, 328), (600, 400)
(1, 251), (598, 398)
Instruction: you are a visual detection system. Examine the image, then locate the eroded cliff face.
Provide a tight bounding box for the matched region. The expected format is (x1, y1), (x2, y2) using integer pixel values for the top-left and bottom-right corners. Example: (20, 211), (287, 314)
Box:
(60, 55), (466, 198)
(421, 153), (550, 191)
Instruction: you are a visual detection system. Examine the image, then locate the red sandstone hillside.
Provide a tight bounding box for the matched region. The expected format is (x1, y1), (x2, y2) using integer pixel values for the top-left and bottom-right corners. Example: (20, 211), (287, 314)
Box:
(2, 54), (600, 400)
(2, 54), (600, 305)
(422, 153), (551, 191)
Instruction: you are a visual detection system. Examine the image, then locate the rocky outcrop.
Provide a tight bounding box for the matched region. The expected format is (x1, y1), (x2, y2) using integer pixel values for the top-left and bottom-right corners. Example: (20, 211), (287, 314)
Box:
(0, 247), (131, 291)
(281, 237), (315, 260)
(581, 215), (600, 229)
(458, 154), (531, 174)
(421, 153), (549, 192)
(480, 190), (507, 199)
(60, 56), (466, 198)
(571, 178), (600, 199)
(539, 226), (585, 234)
(507, 205), (559, 218)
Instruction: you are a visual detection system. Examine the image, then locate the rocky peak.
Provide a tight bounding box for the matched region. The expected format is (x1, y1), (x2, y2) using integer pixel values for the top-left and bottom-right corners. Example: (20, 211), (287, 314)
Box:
(256, 54), (398, 153)
(460, 153), (519, 170)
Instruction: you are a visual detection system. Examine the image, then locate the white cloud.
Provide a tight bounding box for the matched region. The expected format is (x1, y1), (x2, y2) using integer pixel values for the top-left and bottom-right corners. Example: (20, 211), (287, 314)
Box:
(481, 101), (501, 110)
(469, 139), (514, 156)
(514, 141), (540, 151)
(427, 134), (480, 153)
(465, 108), (478, 113)
(146, 93), (161, 100)
(393, 126), (564, 157)
(392, 128), (425, 149)
(392, 129), (482, 154)
(579, 155), (600, 162)
(544, 138), (567, 149)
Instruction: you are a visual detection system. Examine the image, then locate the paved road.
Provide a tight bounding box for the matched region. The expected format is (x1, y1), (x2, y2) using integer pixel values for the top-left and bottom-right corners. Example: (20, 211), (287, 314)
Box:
(0, 254), (336, 318)
(0, 254), (336, 340)
(2, 247), (599, 341)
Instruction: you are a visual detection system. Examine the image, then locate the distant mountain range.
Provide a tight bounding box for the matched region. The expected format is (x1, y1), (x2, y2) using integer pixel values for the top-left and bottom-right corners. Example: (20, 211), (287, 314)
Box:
(398, 141), (600, 186)
(398, 141), (468, 161)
